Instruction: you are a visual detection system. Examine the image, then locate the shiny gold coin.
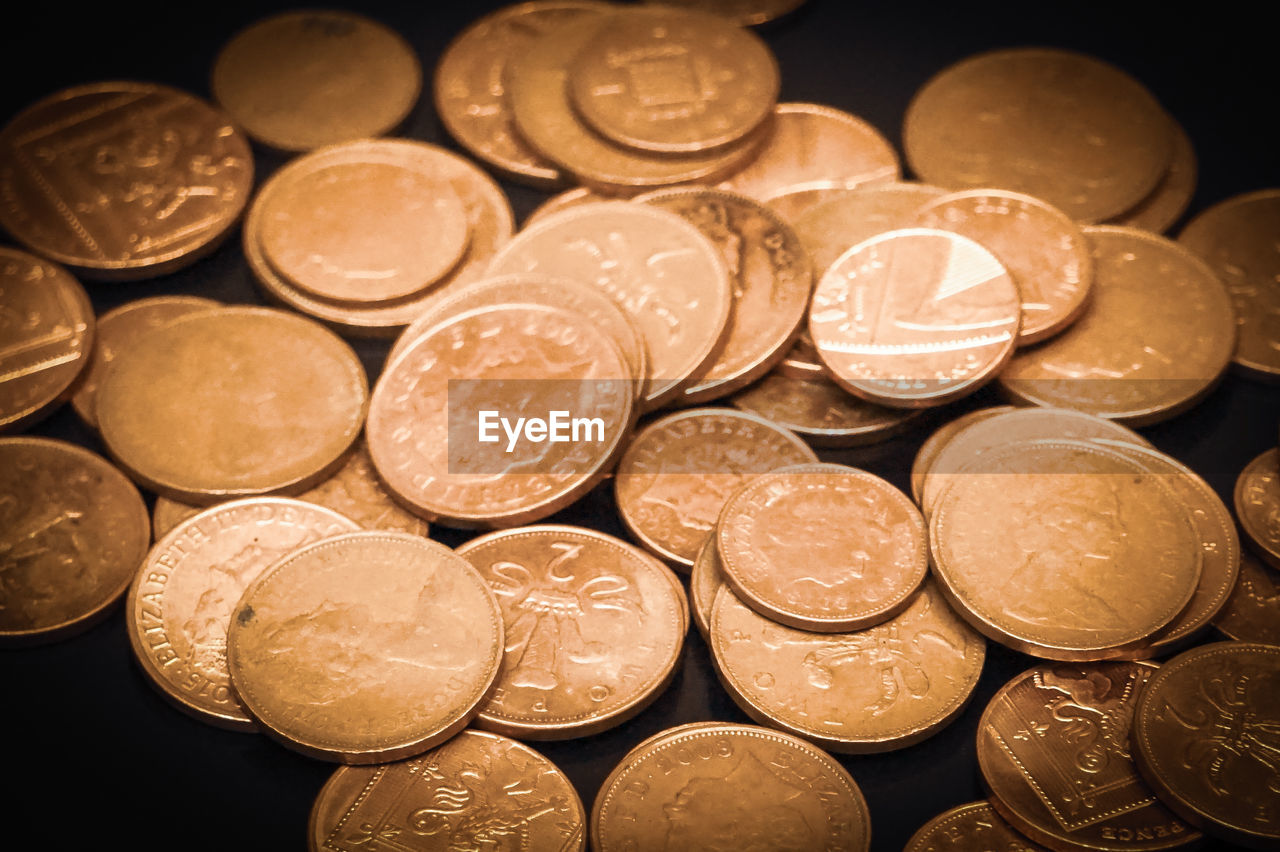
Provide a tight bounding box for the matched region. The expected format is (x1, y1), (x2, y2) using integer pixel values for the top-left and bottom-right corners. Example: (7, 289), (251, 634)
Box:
(711, 581), (984, 752)
(979, 661), (1200, 851)
(930, 439), (1201, 660)
(1215, 550), (1280, 645)
(212, 11), (421, 152)
(690, 534), (725, 639)
(0, 437), (148, 645)
(793, 181), (947, 277)
(730, 369), (923, 447)
(96, 306), (367, 504)
(227, 531), (504, 763)
(905, 800), (1051, 852)
(309, 729), (586, 851)
(1235, 447), (1280, 570)
(1133, 642), (1280, 849)
(999, 226), (1237, 426)
(0, 82), (252, 280)
(614, 407), (816, 568)
(641, 0), (808, 27)
(127, 498), (359, 730)
(591, 721), (871, 852)
(717, 463), (927, 631)
(524, 185), (614, 227)
(909, 405), (1015, 505)
(903, 48), (1172, 222)
(1179, 188), (1280, 382)
(0, 248), (93, 433)
(1107, 117), (1197, 234)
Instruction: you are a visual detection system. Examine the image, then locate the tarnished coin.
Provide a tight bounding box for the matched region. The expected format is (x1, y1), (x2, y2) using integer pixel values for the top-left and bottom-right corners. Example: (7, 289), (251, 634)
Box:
(905, 800), (1051, 852)
(0, 82), (252, 280)
(457, 525), (686, 739)
(810, 228), (1021, 408)
(914, 189), (1093, 345)
(793, 182), (947, 277)
(614, 408), (816, 568)
(96, 306), (367, 504)
(1133, 643), (1280, 850)
(909, 405), (1015, 505)
(127, 498), (359, 730)
(591, 722), (871, 852)
(641, 0), (808, 27)
(690, 535), (725, 639)
(1108, 118), (1197, 234)
(730, 369), (923, 447)
(1215, 550), (1280, 645)
(979, 662), (1200, 851)
(309, 730), (586, 852)
(212, 11), (421, 152)
(1179, 188), (1280, 382)
(903, 48), (1172, 222)
(0, 437), (148, 645)
(227, 531), (504, 763)
(1235, 447), (1280, 570)
(999, 226), (1237, 426)
(716, 463), (927, 631)
(710, 581), (984, 752)
(0, 248), (93, 433)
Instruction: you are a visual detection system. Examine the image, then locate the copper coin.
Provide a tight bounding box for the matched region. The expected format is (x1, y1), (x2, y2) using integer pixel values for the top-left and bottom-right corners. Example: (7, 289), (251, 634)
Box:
(909, 405), (1015, 505)
(614, 407), (816, 568)
(212, 11), (421, 152)
(710, 581), (984, 753)
(640, 0), (808, 27)
(774, 329), (827, 379)
(127, 497), (359, 730)
(524, 186), (614, 228)
(979, 662), (1200, 852)
(1179, 188), (1280, 382)
(905, 800), (1051, 852)
(0, 248), (93, 433)
(0, 82), (252, 280)
(690, 534), (725, 639)
(0, 437), (148, 645)
(730, 369), (923, 447)
(903, 48), (1172, 222)
(227, 531), (504, 763)
(70, 295), (219, 430)
(1107, 117), (1197, 235)
(716, 463), (927, 631)
(96, 306), (367, 503)
(1235, 447), (1280, 570)
(308, 729), (586, 851)
(591, 721), (871, 852)
(999, 226), (1237, 426)
(1133, 642), (1280, 849)
(810, 227), (1021, 408)
(763, 180), (875, 227)
(914, 189), (1094, 345)
(1215, 550), (1280, 645)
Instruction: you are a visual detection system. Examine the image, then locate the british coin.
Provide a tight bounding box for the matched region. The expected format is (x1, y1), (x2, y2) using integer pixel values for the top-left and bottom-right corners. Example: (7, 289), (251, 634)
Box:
(809, 228), (1021, 408)
(774, 330), (826, 379)
(909, 405), (1015, 505)
(914, 189), (1094, 345)
(730, 369), (923, 447)
(71, 295), (219, 430)
(1132, 642), (1280, 849)
(903, 48), (1172, 222)
(0, 437), (148, 645)
(613, 407), (816, 568)
(716, 463), (927, 631)
(591, 721), (871, 852)
(212, 11), (421, 152)
(1107, 118), (1197, 234)
(227, 531), (504, 763)
(127, 498), (359, 730)
(763, 181), (869, 227)
(96, 306), (367, 503)
(1214, 550), (1280, 645)
(979, 661), (1200, 852)
(710, 581), (984, 752)
(1179, 188), (1280, 382)
(999, 226), (1237, 426)
(792, 182), (948, 277)
(0, 248), (93, 433)
(524, 186), (613, 227)
(308, 729), (586, 852)
(457, 525), (686, 739)
(690, 535), (725, 639)
(1235, 447), (1280, 570)
(904, 800), (1051, 852)
(641, 0), (808, 27)
(0, 82), (252, 280)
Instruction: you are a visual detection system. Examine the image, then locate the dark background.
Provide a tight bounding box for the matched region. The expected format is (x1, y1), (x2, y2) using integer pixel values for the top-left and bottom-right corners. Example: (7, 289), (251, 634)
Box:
(2, 1), (1277, 849)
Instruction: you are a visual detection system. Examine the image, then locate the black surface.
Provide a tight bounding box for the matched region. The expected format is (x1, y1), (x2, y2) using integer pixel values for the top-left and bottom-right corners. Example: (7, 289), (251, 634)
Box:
(1, 1), (1278, 849)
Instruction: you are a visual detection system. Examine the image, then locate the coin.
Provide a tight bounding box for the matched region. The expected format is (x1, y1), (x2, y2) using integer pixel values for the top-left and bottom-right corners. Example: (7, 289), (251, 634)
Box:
(810, 228), (1021, 408)
(903, 48), (1172, 222)
(904, 800), (1051, 852)
(1179, 188), (1280, 382)
(0, 82), (252, 280)
(792, 182), (947, 277)
(71, 295), (219, 430)
(690, 535), (725, 639)
(1215, 550), (1280, 645)
(763, 181), (871, 227)
(999, 226), (1237, 426)
(1107, 117), (1197, 234)
(909, 405), (1015, 505)
(591, 721), (871, 852)
(914, 189), (1094, 345)
(774, 329), (827, 379)
(716, 463), (927, 631)
(308, 729), (586, 851)
(730, 369), (923, 447)
(96, 306), (367, 503)
(524, 186), (613, 227)
(212, 11), (421, 152)
(227, 531), (504, 763)
(614, 408), (816, 568)
(1132, 642), (1280, 849)
(641, 0), (808, 27)
(127, 498), (360, 730)
(0, 248), (93, 433)
(1235, 447), (1280, 570)
(0, 437), (149, 645)
(979, 661), (1200, 851)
